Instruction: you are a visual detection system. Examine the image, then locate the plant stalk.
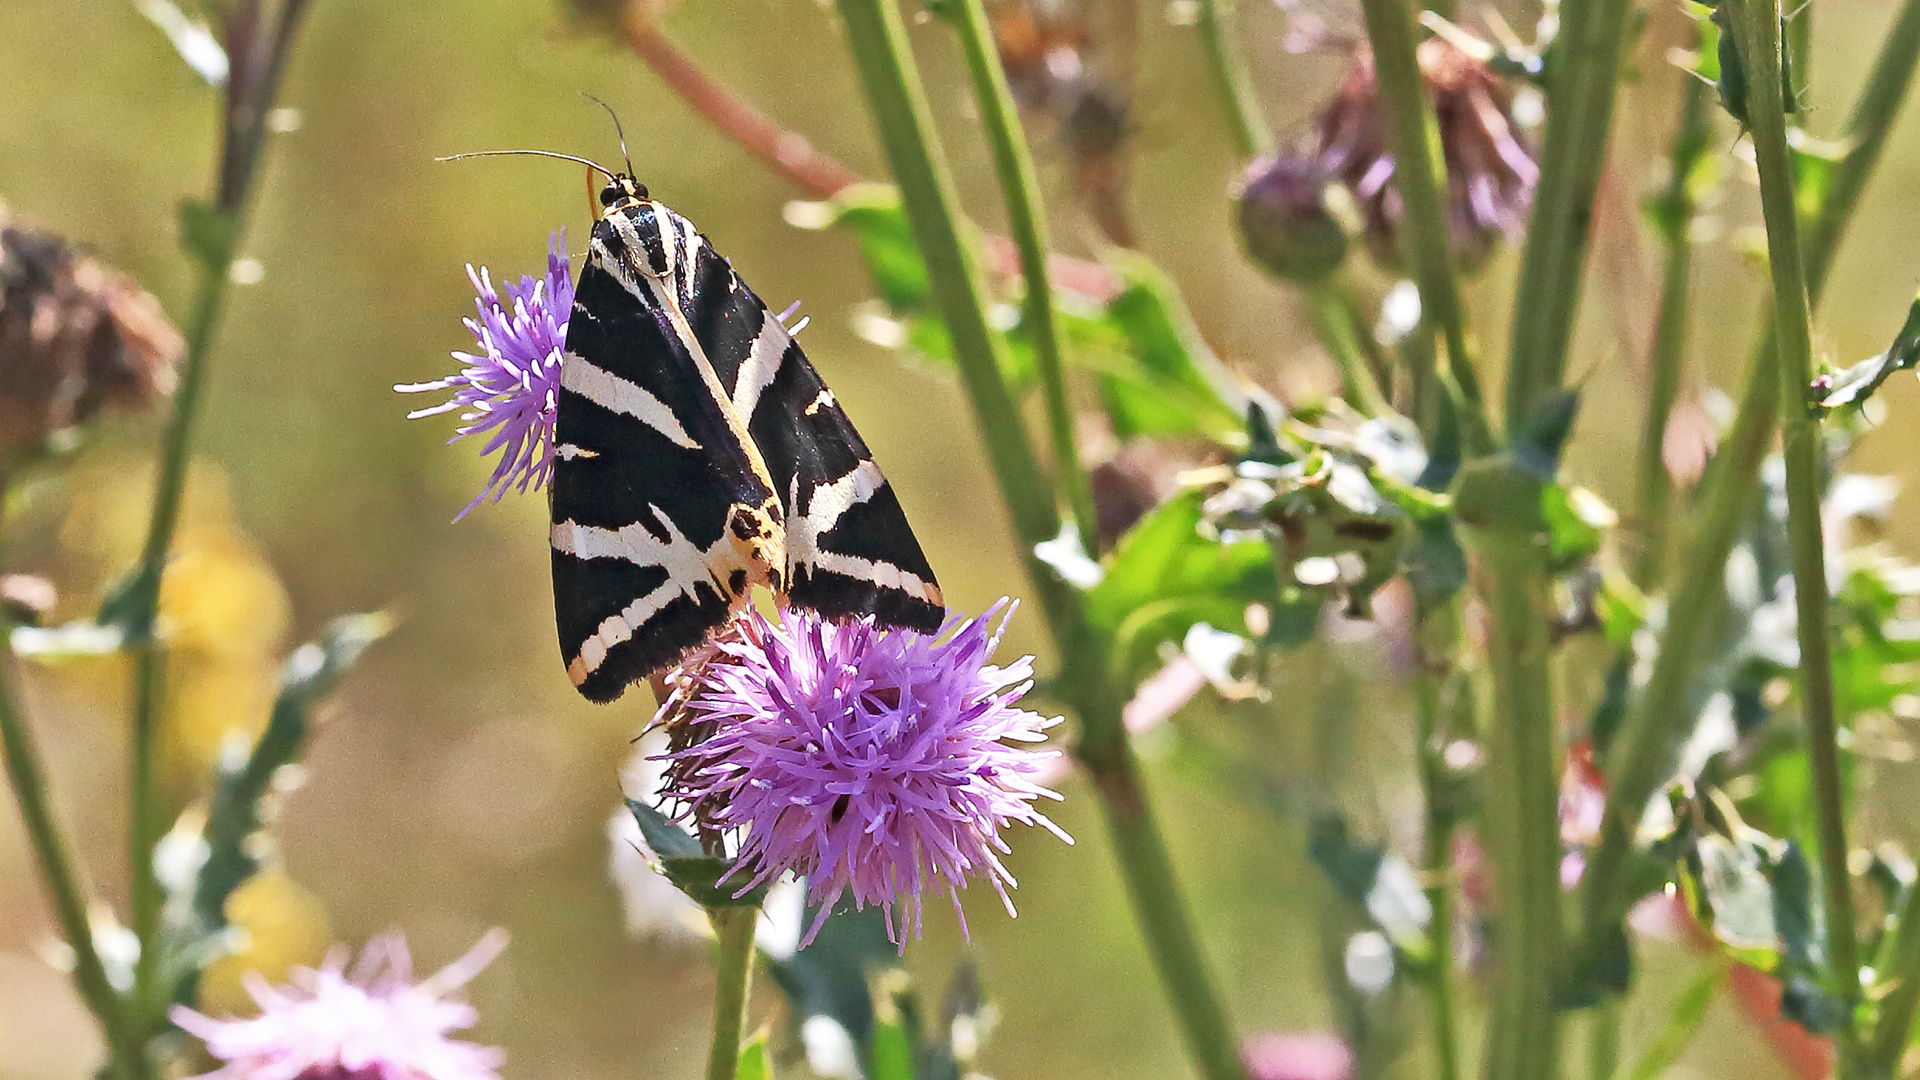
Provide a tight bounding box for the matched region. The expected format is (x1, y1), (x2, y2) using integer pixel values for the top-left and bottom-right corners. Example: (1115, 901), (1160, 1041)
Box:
(1354, 0), (1487, 453)
(1194, 0), (1273, 158)
(1308, 284), (1392, 418)
(128, 2), (314, 1012)
(946, 0), (1100, 555)
(1582, 0), (1920, 968)
(1501, 0), (1635, 428)
(128, 255), (232, 1016)
(1474, 537), (1564, 1080)
(1730, 0), (1858, 1054)
(704, 906), (758, 1080)
(1414, 624), (1461, 1080)
(833, 3), (1247, 1077)
(0, 484), (149, 1079)
(1634, 72), (1712, 589)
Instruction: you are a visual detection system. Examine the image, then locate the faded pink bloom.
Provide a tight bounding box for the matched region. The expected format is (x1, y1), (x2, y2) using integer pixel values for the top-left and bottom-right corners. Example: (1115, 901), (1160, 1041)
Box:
(170, 931), (507, 1080)
(1242, 1032), (1357, 1080)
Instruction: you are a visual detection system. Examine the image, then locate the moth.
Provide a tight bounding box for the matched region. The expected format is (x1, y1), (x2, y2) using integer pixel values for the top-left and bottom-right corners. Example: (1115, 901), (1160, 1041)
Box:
(548, 170), (945, 702)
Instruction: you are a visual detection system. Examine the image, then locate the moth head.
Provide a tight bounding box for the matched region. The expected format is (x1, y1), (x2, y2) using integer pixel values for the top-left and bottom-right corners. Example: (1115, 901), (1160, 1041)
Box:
(597, 176), (649, 214)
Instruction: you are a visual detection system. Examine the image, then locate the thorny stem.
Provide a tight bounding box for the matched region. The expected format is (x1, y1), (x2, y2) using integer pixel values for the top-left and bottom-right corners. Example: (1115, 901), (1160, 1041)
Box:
(0, 480), (150, 1079)
(1353, 0), (1488, 454)
(1634, 72), (1712, 590)
(833, 3), (1246, 1078)
(129, 0), (314, 1028)
(1581, 0), (1920, 985)
(1501, 0), (1635, 429)
(704, 906), (758, 1080)
(1194, 0), (1273, 158)
(1731, 0), (1858, 1058)
(946, 0), (1101, 556)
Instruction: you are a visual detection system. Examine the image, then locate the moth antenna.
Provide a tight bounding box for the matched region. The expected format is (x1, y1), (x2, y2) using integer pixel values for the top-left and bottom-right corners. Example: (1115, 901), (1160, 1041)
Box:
(437, 149), (618, 181)
(582, 94), (636, 178)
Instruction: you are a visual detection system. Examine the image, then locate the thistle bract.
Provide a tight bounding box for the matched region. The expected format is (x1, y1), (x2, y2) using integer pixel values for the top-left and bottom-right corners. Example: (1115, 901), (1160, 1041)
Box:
(657, 602), (1070, 947)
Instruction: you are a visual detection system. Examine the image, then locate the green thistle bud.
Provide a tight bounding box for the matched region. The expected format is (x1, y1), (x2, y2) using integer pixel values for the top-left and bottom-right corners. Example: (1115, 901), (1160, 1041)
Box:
(1234, 152), (1351, 285)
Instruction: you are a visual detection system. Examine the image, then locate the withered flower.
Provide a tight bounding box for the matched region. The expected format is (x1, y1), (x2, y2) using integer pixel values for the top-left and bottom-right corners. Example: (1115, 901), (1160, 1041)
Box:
(1315, 38), (1538, 271)
(0, 204), (181, 463)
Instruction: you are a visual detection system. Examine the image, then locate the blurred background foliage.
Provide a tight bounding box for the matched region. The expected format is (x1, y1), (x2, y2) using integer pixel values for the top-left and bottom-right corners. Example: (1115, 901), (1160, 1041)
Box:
(6, 0), (1920, 1077)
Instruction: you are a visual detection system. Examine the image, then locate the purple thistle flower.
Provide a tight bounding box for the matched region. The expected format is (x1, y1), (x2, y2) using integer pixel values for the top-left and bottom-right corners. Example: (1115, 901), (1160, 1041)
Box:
(170, 930), (507, 1080)
(657, 601), (1071, 948)
(398, 232), (571, 520)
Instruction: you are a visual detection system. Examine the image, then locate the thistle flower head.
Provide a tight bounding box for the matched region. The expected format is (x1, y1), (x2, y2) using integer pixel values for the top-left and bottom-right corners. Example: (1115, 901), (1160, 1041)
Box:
(0, 205), (181, 463)
(656, 602), (1071, 948)
(398, 232), (570, 519)
(1235, 149), (1351, 284)
(170, 930), (507, 1080)
(1315, 38), (1538, 271)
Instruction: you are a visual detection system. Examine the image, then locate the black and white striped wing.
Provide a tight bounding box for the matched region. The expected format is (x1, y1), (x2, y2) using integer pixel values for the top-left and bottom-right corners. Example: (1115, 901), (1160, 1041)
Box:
(681, 227), (946, 634)
(550, 212), (784, 703)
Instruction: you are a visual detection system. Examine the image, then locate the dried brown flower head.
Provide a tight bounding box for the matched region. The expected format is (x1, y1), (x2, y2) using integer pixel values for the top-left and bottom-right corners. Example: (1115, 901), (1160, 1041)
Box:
(0, 204), (180, 461)
(1315, 38), (1538, 272)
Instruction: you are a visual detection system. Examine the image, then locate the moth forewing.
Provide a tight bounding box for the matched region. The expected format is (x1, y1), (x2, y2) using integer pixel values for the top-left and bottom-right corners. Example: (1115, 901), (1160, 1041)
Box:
(551, 177), (944, 703)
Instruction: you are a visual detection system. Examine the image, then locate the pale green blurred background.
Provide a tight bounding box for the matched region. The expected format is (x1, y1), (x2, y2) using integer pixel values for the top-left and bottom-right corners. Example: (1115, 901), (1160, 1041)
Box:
(4, 1), (1920, 1077)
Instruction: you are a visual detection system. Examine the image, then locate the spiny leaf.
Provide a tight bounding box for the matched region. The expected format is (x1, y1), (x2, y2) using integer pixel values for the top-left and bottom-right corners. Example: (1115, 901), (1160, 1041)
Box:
(1821, 292), (1920, 411)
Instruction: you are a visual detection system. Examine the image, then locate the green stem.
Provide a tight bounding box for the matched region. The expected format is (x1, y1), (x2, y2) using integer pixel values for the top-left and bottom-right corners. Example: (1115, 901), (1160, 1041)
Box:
(1090, 744), (1250, 1080)
(1868, 877), (1920, 1070)
(1732, 0), (1858, 1055)
(1194, 0), (1273, 158)
(833, 4), (1247, 1078)
(704, 906), (757, 1080)
(945, 0), (1100, 555)
(1581, 0), (1920, 971)
(129, 255), (232, 1020)
(1474, 537), (1564, 1080)
(1501, 0), (1635, 428)
(1635, 73), (1712, 589)
(127, 2), (314, 1013)
(0, 496), (149, 1079)
(1414, 621), (1461, 1080)
(1307, 284), (1392, 417)
(1353, 0), (1488, 454)
(1587, 999), (1622, 1080)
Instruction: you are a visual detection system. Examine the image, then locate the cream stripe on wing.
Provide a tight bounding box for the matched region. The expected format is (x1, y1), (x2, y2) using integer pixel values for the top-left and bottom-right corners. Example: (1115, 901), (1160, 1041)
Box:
(560, 353), (700, 449)
(731, 310), (790, 420)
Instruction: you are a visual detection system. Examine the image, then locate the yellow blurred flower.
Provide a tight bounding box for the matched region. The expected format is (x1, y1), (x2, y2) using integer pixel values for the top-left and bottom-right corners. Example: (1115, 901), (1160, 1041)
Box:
(196, 872), (332, 1017)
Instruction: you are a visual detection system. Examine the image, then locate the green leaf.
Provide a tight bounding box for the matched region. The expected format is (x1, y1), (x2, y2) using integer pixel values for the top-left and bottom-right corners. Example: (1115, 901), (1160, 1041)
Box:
(1307, 814), (1433, 961)
(624, 797), (703, 860)
(787, 185), (930, 311)
(763, 904), (899, 1067)
(621, 799), (765, 909)
(1821, 291), (1920, 411)
(1096, 257), (1243, 439)
(1083, 489), (1280, 679)
(1623, 959), (1728, 1080)
(1542, 484), (1615, 570)
(869, 1014), (917, 1080)
(737, 1027), (773, 1080)
(195, 614), (392, 930)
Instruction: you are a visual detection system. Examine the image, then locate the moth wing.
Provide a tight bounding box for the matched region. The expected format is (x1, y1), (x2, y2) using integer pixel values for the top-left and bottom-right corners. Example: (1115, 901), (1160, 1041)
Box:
(550, 218), (782, 702)
(685, 248), (945, 633)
